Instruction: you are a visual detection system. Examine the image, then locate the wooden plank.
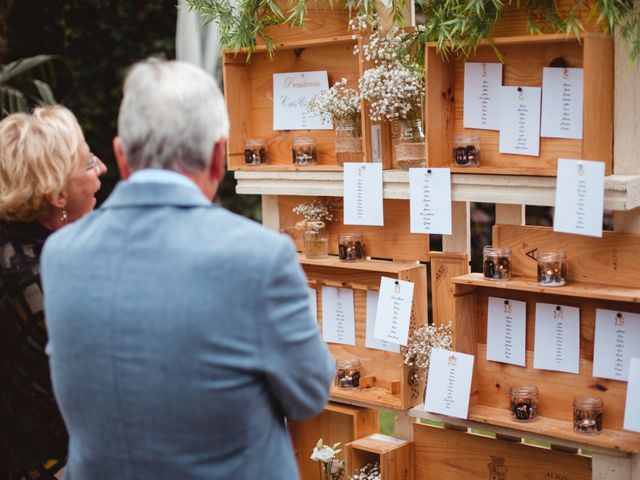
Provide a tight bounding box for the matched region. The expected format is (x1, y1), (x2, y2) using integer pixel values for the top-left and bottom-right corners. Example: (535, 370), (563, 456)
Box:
(492, 224), (640, 289)
(614, 33), (640, 175)
(430, 252), (469, 327)
(442, 201), (470, 254)
(495, 204), (525, 225)
(413, 422), (591, 480)
(279, 196), (429, 262)
(346, 434), (413, 480)
(425, 44), (455, 168)
(222, 55), (251, 163)
(592, 452), (633, 480)
(261, 195), (279, 231)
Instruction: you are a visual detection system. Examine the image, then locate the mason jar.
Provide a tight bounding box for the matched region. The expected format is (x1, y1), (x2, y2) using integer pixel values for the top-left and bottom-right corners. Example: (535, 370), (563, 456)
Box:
(483, 246), (512, 281)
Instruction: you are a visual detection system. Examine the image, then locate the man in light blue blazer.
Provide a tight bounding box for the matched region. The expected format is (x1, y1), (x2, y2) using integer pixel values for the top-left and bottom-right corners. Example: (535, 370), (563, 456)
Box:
(41, 58), (335, 479)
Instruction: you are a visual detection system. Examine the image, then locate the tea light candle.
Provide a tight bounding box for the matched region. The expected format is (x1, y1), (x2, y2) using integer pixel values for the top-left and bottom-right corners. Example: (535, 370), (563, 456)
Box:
(452, 134), (480, 167)
(483, 246), (512, 281)
(510, 385), (538, 422)
(536, 250), (567, 287)
(291, 138), (317, 166)
(243, 138), (267, 165)
(338, 233), (364, 262)
(573, 395), (603, 435)
(336, 357), (361, 390)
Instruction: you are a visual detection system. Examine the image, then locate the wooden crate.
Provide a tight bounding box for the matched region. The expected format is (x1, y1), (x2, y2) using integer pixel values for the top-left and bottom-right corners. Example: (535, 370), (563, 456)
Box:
(425, 33), (613, 176)
(279, 196), (429, 262)
(288, 402), (379, 480)
(449, 225), (640, 453)
(302, 255), (427, 410)
(414, 422), (591, 479)
(346, 434), (414, 480)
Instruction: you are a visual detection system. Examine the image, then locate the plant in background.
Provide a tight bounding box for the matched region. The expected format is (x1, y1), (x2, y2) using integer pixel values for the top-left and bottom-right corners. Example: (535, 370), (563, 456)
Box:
(403, 322), (453, 385)
(0, 54), (56, 117)
(349, 462), (380, 480)
(307, 78), (361, 124)
(310, 439), (344, 480)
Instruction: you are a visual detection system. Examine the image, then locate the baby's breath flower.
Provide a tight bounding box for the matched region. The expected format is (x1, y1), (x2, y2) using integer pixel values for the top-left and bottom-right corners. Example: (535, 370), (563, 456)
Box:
(403, 322), (453, 384)
(308, 79), (361, 123)
(292, 200), (334, 227)
(349, 462), (380, 480)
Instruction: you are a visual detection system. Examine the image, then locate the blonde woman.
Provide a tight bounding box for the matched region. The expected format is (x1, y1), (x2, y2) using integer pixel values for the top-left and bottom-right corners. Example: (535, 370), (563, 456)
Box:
(0, 106), (106, 479)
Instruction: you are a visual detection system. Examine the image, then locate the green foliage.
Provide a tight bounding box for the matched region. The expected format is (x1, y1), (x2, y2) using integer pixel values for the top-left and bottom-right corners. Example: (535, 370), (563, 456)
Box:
(0, 54), (57, 116)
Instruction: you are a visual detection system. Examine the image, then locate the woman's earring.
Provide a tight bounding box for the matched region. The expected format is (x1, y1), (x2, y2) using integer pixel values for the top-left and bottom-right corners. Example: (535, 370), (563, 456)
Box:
(60, 209), (68, 224)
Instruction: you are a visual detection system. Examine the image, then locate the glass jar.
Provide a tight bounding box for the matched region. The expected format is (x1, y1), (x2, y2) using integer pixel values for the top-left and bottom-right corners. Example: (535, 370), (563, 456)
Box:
(338, 233), (365, 262)
(510, 385), (538, 422)
(483, 246), (512, 281)
(452, 134), (480, 167)
(536, 250), (567, 287)
(291, 138), (317, 166)
(243, 138), (267, 165)
(336, 357), (361, 390)
(303, 221), (328, 259)
(573, 395), (603, 435)
(335, 119), (364, 165)
(394, 119), (426, 170)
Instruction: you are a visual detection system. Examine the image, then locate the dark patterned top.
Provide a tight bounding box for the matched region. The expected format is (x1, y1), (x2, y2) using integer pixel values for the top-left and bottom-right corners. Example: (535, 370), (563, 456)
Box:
(0, 220), (68, 478)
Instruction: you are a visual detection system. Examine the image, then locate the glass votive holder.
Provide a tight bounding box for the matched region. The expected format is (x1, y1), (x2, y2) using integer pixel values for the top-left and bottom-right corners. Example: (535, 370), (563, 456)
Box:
(336, 357), (361, 390)
(338, 233), (365, 262)
(573, 395), (603, 435)
(483, 246), (512, 281)
(291, 138), (317, 166)
(510, 385), (538, 422)
(453, 134), (480, 167)
(536, 250), (567, 287)
(243, 138), (267, 165)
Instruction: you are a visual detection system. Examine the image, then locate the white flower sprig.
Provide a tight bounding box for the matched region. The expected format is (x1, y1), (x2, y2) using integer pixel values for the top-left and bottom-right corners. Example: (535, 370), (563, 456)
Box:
(403, 322), (453, 383)
(349, 462), (380, 480)
(311, 439), (344, 480)
(308, 78), (361, 123)
(293, 199), (334, 231)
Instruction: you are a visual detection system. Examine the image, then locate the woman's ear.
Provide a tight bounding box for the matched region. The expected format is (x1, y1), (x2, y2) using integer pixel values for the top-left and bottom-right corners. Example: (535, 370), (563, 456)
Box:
(45, 190), (68, 209)
(113, 137), (131, 179)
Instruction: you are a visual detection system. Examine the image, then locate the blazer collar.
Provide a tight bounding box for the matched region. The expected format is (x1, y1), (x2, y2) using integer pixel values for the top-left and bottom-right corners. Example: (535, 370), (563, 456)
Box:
(101, 180), (214, 209)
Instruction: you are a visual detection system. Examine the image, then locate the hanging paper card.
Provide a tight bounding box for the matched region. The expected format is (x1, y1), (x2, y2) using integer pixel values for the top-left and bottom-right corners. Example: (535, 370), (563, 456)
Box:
(486, 297), (527, 367)
(409, 168), (452, 234)
(321, 286), (356, 345)
(553, 159), (605, 238)
(463, 62), (503, 130)
(343, 162), (384, 226)
(623, 357), (640, 432)
(308, 287), (318, 323)
(273, 71), (331, 130)
(541, 67), (584, 139)
(373, 276), (414, 346)
(365, 290), (400, 353)
(498, 86), (542, 156)
(424, 348), (475, 419)
(533, 303), (580, 374)
(593, 309), (640, 381)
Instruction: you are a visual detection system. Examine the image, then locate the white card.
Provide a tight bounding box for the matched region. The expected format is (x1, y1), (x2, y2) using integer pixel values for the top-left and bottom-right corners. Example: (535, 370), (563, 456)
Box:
(373, 277), (414, 346)
(409, 168), (452, 235)
(365, 290), (400, 353)
(424, 348), (475, 419)
(321, 286), (356, 345)
(624, 357), (640, 432)
(593, 309), (640, 381)
(553, 159), (605, 238)
(371, 125), (382, 163)
(463, 62), (503, 130)
(343, 163), (384, 226)
(541, 67), (584, 139)
(308, 287), (318, 323)
(533, 303), (580, 374)
(273, 71), (331, 130)
(486, 297), (527, 367)
(498, 86), (542, 156)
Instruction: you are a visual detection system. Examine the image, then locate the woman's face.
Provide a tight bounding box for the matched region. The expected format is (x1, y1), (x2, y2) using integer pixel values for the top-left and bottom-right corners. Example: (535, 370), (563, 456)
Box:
(63, 142), (107, 223)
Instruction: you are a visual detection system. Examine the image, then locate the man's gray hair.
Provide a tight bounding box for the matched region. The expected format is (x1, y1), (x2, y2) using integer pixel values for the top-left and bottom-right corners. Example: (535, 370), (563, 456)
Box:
(117, 58), (229, 173)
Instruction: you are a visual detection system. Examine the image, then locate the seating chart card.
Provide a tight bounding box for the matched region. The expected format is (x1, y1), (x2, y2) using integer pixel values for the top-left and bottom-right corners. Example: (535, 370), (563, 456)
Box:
(424, 348), (475, 419)
(321, 286), (356, 345)
(308, 287), (318, 323)
(373, 277), (414, 346)
(343, 163), (384, 226)
(553, 159), (605, 238)
(409, 168), (452, 235)
(273, 71), (331, 130)
(365, 290), (400, 353)
(533, 303), (580, 374)
(463, 62), (503, 130)
(541, 67), (584, 139)
(624, 357), (640, 432)
(498, 86), (542, 156)
(593, 309), (640, 381)
(486, 296), (527, 367)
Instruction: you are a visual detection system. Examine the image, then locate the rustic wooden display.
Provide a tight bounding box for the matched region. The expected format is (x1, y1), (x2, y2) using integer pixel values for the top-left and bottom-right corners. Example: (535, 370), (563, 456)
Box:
(302, 255), (427, 410)
(279, 196), (429, 262)
(449, 225), (640, 453)
(425, 33), (613, 176)
(413, 422), (591, 479)
(429, 252), (469, 327)
(288, 402), (379, 480)
(346, 434), (414, 480)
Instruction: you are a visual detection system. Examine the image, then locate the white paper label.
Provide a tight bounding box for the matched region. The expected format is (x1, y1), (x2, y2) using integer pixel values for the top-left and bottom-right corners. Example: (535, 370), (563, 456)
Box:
(308, 287), (318, 323)
(373, 277), (414, 346)
(486, 297), (527, 367)
(371, 125), (382, 163)
(463, 62), (503, 130)
(273, 71), (331, 130)
(541, 67), (584, 139)
(409, 168), (452, 235)
(365, 290), (400, 353)
(593, 309), (640, 381)
(624, 357), (640, 432)
(343, 163), (384, 226)
(424, 348), (475, 419)
(321, 286), (356, 345)
(498, 86), (542, 156)
(533, 303), (580, 374)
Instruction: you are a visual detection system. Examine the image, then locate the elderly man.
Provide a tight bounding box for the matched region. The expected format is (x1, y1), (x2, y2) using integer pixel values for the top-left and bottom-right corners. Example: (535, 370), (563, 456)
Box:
(41, 58), (335, 479)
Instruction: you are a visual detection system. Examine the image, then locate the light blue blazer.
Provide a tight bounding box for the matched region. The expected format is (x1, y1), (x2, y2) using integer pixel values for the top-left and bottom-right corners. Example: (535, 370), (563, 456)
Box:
(41, 180), (335, 479)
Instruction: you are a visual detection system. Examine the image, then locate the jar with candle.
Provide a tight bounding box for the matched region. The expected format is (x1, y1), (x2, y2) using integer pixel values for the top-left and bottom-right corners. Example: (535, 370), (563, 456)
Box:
(573, 395), (603, 435)
(243, 138), (267, 165)
(536, 250), (567, 287)
(336, 357), (361, 390)
(452, 134), (480, 167)
(483, 246), (512, 281)
(338, 233), (365, 262)
(291, 138), (317, 166)
(510, 385), (538, 422)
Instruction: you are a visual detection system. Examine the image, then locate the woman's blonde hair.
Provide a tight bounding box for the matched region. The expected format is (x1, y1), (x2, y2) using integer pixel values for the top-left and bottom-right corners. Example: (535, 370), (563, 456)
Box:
(0, 106), (84, 222)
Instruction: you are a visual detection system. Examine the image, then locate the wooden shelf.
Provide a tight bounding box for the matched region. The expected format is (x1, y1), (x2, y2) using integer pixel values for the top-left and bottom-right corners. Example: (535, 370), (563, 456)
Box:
(235, 170), (640, 211)
(426, 32), (609, 49)
(300, 255), (421, 274)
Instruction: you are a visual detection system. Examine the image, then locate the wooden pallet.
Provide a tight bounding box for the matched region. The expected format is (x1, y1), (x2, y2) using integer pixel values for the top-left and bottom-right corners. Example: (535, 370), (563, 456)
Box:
(346, 433), (414, 480)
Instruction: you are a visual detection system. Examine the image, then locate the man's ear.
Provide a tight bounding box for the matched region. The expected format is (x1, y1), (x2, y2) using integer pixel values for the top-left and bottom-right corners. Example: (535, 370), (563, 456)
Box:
(113, 137), (131, 180)
(209, 140), (226, 183)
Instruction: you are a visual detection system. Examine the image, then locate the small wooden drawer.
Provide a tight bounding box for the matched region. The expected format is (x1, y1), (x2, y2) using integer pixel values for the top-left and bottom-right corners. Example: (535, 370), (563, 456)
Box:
(346, 434), (413, 480)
